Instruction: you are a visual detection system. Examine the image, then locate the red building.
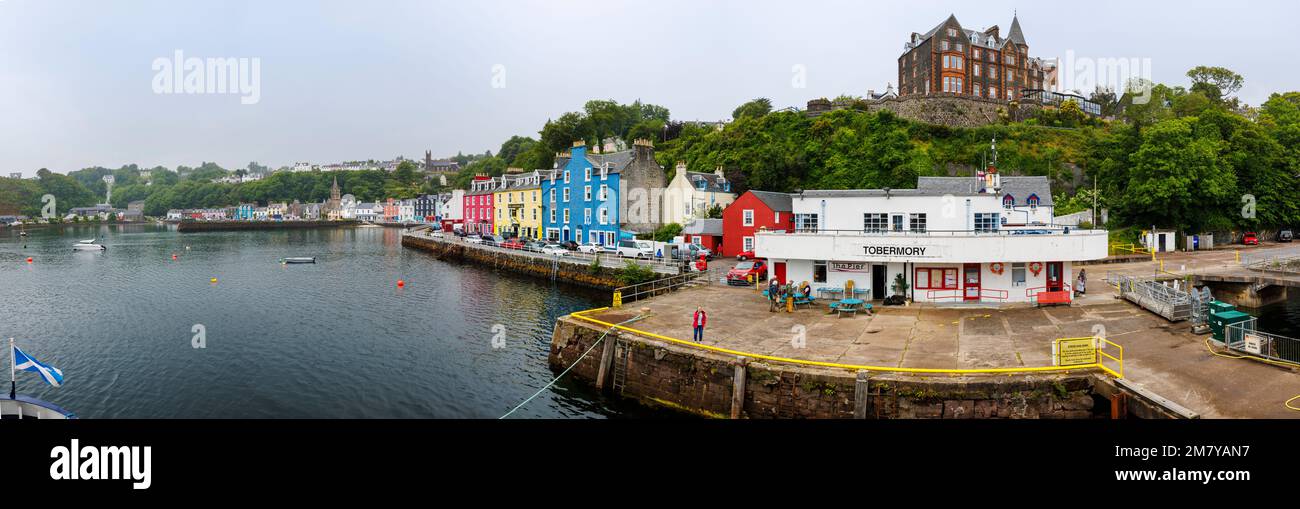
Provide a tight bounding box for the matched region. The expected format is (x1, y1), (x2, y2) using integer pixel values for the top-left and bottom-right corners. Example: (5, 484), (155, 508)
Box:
(722, 190), (793, 257)
(463, 175), (496, 235)
(681, 219), (723, 253)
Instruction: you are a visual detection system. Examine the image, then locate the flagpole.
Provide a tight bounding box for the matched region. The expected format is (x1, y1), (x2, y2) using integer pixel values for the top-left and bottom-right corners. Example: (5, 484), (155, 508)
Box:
(9, 338), (15, 399)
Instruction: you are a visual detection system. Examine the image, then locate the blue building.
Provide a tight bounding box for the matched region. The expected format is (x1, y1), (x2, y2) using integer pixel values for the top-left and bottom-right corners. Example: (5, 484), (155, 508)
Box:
(541, 142), (627, 247)
(233, 203), (255, 220)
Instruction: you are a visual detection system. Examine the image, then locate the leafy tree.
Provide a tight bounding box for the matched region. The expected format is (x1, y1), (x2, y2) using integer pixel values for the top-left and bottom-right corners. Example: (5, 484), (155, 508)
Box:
(732, 98), (773, 120)
(1186, 66), (1244, 102)
(497, 136), (538, 166)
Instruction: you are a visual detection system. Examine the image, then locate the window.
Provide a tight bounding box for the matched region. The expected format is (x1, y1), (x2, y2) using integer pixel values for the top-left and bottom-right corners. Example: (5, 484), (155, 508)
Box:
(990, 67), (998, 79)
(584, 168), (591, 181)
(562, 188), (570, 202)
(550, 209), (556, 223)
(946, 28), (957, 37)
(1006, 55), (1015, 66)
(1027, 194), (1040, 208)
(743, 209), (754, 226)
(941, 40), (949, 51)
(599, 184), (608, 201)
(563, 209), (570, 223)
(863, 213), (889, 232)
(550, 188), (556, 203)
(813, 260), (828, 283)
(955, 43), (963, 52)
(1008, 70), (1015, 82)
(1003, 195), (1014, 209)
(563, 171), (570, 184)
(743, 236), (754, 252)
(599, 208), (608, 224)
(795, 213), (819, 232)
(1011, 263), (1027, 287)
(974, 212), (1000, 232)
(584, 186), (592, 201)
(988, 87), (998, 98)
(973, 87), (981, 97)
(943, 76), (964, 93)
(584, 209), (591, 224)
(973, 48), (982, 59)
(974, 64), (981, 77)
(892, 214), (904, 232)
(915, 268), (958, 289)
(774, 211), (780, 223)
(909, 213), (927, 232)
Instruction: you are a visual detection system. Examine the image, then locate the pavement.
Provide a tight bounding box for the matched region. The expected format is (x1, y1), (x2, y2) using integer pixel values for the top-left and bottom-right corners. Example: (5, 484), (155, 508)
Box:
(592, 243), (1300, 418)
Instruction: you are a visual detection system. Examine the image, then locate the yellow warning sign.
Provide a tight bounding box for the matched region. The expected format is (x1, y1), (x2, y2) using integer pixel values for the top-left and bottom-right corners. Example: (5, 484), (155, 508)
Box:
(1055, 337), (1097, 366)
(612, 291), (623, 309)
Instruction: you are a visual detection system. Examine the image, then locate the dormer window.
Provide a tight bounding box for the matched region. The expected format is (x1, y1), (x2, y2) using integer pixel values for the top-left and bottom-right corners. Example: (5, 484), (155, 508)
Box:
(1002, 195), (1014, 209)
(1027, 194), (1040, 209)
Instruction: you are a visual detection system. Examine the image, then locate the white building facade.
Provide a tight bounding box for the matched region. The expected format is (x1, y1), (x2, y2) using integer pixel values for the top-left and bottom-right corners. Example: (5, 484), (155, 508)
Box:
(755, 175), (1108, 304)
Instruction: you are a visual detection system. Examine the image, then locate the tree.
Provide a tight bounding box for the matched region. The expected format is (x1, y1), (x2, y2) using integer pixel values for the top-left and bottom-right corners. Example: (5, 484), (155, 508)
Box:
(1186, 66), (1243, 102)
(1123, 117), (1235, 232)
(497, 136), (538, 166)
(732, 98), (773, 120)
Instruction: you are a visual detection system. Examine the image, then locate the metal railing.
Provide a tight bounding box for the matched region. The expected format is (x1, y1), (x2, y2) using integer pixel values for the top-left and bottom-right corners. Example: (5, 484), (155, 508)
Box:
(763, 227), (1106, 238)
(1241, 254), (1300, 274)
(403, 230), (682, 274)
(613, 270), (713, 304)
(1111, 274), (1209, 323)
(1226, 318), (1300, 365)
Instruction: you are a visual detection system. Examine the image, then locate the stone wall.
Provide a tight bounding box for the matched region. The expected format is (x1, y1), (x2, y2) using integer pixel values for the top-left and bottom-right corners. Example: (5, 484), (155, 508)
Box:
(811, 94), (1041, 129)
(402, 234), (627, 290)
(550, 317), (1101, 419)
(177, 220), (357, 232)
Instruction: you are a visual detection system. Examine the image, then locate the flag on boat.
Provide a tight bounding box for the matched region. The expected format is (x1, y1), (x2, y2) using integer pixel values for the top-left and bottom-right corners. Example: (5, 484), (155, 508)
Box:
(13, 344), (64, 387)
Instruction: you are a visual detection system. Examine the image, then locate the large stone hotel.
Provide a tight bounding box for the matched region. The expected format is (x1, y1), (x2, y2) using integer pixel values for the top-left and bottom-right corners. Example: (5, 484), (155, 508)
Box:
(898, 14), (1056, 102)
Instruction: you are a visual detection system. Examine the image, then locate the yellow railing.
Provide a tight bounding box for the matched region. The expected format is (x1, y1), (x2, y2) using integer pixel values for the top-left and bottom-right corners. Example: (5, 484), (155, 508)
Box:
(570, 308), (1122, 377)
(1109, 242), (1153, 259)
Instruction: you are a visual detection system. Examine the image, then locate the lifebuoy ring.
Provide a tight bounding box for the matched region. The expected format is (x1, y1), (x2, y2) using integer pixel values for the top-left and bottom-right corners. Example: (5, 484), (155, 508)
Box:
(990, 262), (1005, 275)
(1029, 262), (1043, 276)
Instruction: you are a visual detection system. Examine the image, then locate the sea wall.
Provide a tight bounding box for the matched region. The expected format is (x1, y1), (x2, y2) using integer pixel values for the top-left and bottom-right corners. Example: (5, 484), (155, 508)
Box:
(401, 234), (627, 290)
(177, 220), (357, 232)
(549, 316), (1102, 419)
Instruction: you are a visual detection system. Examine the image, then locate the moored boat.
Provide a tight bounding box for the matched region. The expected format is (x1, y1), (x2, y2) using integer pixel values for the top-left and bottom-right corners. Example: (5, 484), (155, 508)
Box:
(280, 257), (316, 264)
(73, 238), (106, 251)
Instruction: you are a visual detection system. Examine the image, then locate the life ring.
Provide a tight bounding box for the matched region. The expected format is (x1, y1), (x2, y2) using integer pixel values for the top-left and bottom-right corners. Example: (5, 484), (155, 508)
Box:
(990, 262), (1005, 275)
(1029, 262), (1043, 276)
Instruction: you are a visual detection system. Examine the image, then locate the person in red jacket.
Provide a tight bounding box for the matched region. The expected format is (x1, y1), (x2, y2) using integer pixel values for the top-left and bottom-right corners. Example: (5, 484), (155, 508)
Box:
(692, 307), (707, 342)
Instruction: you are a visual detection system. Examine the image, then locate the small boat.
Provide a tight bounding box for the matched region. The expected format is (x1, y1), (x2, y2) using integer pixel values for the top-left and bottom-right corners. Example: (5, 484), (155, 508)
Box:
(357, 222), (381, 228)
(1, 395), (77, 419)
(73, 238), (106, 251)
(280, 257), (316, 264)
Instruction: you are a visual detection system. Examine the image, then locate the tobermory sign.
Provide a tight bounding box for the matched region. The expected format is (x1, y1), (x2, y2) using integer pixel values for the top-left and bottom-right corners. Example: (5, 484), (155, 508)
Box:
(862, 245), (930, 257)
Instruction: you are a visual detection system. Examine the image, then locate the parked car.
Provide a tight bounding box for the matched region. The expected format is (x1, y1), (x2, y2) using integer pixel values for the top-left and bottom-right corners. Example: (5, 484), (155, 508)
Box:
(483, 235), (506, 247)
(429, 231), (444, 238)
(501, 238), (525, 250)
(559, 240), (579, 251)
(577, 242), (603, 254)
(726, 260), (767, 286)
(1279, 230), (1293, 243)
(687, 243), (714, 260)
(1243, 232), (1259, 245)
(736, 250), (756, 261)
(524, 240), (547, 252)
(616, 240), (653, 258)
(541, 243), (569, 256)
(465, 234), (484, 244)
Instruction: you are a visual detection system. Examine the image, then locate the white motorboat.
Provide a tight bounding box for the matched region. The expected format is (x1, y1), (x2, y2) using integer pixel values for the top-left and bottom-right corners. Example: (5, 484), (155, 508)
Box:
(73, 238), (106, 251)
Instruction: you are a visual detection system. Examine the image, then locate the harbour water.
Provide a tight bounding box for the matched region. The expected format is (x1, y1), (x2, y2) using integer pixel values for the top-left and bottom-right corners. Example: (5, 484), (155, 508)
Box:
(1, 224), (650, 418)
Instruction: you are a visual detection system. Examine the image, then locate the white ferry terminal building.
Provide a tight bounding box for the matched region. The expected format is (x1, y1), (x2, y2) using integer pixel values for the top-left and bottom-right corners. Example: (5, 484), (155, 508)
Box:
(755, 168), (1108, 304)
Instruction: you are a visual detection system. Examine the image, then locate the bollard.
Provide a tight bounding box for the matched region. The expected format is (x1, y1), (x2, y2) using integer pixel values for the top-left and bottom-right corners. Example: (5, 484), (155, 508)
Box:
(853, 370), (871, 419)
(596, 334), (618, 391)
(730, 356), (748, 419)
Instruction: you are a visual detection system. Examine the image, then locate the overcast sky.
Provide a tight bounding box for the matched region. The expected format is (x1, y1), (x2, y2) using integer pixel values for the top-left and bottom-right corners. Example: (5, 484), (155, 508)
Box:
(2, 0), (1296, 176)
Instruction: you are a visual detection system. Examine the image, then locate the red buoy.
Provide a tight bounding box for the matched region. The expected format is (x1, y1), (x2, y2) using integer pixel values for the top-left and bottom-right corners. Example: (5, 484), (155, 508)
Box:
(26, 257), (33, 263)
(172, 253), (178, 260)
(397, 280), (405, 288)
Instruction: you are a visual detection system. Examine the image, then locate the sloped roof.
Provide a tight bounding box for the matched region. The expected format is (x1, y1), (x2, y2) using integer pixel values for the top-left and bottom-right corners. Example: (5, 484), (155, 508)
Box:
(584, 149), (633, 173)
(681, 219), (724, 236)
(686, 171), (729, 193)
(748, 190), (793, 212)
(1006, 16), (1026, 45)
(916, 176), (1054, 206)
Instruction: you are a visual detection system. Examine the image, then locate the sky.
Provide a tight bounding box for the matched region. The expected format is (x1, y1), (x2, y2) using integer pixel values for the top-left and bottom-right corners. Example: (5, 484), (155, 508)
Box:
(1, 0), (1296, 176)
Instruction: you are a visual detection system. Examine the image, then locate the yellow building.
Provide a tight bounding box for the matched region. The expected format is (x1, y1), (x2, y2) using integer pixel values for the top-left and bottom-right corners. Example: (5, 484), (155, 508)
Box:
(493, 169), (544, 239)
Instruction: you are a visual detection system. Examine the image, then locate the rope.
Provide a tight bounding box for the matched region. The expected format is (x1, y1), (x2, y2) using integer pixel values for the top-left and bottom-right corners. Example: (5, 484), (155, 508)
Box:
(499, 314), (644, 419)
(1204, 338), (1300, 412)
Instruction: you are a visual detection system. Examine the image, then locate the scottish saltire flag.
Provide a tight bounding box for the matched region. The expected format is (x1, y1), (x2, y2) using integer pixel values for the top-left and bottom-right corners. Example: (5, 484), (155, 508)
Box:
(13, 345), (64, 387)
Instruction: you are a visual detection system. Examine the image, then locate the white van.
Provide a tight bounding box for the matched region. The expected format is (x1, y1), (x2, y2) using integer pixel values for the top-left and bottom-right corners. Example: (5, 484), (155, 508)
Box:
(617, 240), (653, 259)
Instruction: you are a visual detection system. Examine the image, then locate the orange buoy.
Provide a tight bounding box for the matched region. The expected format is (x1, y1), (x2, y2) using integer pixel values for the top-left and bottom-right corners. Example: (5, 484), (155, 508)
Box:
(26, 257), (33, 263)
(172, 253), (178, 260)
(397, 279), (405, 288)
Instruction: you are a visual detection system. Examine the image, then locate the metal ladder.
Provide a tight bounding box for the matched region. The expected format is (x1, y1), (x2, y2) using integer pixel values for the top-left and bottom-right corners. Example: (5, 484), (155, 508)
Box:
(610, 337), (629, 396)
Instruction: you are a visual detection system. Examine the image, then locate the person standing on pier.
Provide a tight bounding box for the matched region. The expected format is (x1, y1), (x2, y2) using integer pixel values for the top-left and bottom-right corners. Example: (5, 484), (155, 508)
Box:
(692, 307), (707, 342)
(1076, 269), (1087, 297)
(768, 278), (781, 312)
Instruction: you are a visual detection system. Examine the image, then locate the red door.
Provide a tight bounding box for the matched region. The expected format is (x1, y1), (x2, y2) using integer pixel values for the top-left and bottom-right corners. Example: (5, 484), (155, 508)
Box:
(1046, 262), (1064, 292)
(963, 264), (981, 301)
(773, 262), (786, 285)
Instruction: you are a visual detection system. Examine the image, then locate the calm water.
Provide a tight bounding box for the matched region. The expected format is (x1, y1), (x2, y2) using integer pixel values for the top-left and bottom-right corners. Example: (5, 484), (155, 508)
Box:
(1249, 291), (1300, 339)
(1, 224), (647, 418)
